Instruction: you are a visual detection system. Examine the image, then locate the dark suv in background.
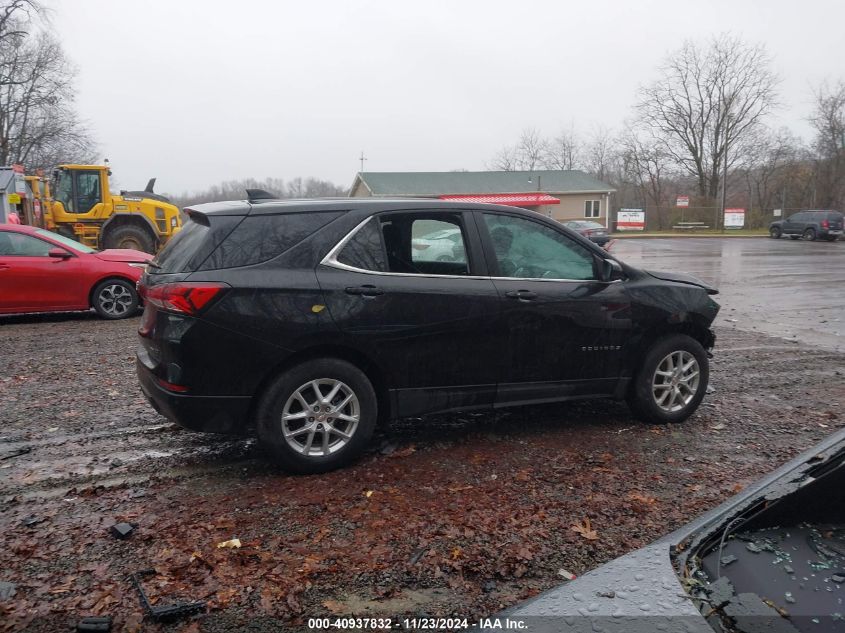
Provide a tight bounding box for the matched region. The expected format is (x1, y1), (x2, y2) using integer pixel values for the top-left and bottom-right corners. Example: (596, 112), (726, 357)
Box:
(136, 196), (720, 473)
(769, 210), (843, 241)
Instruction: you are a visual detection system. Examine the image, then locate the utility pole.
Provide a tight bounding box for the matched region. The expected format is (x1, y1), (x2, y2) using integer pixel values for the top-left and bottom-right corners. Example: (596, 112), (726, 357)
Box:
(720, 141), (728, 232)
(359, 151), (367, 173)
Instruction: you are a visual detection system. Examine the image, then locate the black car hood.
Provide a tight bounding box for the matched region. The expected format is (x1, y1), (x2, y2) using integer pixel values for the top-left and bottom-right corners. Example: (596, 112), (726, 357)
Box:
(645, 269), (718, 295)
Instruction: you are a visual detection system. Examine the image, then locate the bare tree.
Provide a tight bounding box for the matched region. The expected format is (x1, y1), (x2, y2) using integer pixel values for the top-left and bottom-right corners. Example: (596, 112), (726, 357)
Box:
(0, 1), (94, 169)
(809, 80), (845, 209)
(636, 34), (779, 200)
(741, 126), (803, 211)
(582, 126), (617, 182)
(621, 128), (673, 230)
(543, 126), (581, 170)
(488, 128), (548, 171)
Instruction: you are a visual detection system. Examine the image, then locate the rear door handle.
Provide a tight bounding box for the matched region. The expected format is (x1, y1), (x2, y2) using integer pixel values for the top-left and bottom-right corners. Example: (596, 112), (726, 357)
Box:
(505, 290), (537, 301)
(345, 285), (384, 297)
(0, 264), (9, 271)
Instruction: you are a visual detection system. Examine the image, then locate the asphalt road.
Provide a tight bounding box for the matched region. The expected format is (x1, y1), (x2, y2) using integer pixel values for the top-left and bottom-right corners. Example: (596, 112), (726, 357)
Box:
(612, 237), (845, 352)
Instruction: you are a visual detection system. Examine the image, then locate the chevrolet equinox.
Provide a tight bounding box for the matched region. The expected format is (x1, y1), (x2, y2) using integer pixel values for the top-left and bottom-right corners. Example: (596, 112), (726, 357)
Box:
(136, 195), (720, 473)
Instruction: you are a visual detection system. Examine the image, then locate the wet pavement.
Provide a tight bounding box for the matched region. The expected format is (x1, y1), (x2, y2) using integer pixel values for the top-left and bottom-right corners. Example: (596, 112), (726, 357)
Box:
(612, 237), (845, 352)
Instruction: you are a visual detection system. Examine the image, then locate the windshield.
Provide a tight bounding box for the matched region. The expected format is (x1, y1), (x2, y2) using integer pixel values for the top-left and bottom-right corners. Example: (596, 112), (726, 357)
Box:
(35, 228), (96, 253)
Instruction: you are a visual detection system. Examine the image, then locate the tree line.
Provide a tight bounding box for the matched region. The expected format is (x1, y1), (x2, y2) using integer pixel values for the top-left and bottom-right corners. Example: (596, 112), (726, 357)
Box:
(166, 177), (348, 208)
(490, 35), (845, 229)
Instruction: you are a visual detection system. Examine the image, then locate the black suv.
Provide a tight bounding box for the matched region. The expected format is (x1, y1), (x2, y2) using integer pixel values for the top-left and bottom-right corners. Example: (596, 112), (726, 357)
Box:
(137, 197), (720, 473)
(769, 210), (843, 241)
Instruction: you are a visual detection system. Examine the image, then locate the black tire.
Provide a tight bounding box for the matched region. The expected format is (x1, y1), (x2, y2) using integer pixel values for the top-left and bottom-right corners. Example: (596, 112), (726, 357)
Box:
(803, 228), (817, 241)
(769, 226), (781, 239)
(626, 334), (709, 425)
(825, 236), (839, 242)
(256, 359), (377, 474)
(103, 224), (156, 253)
(91, 278), (139, 319)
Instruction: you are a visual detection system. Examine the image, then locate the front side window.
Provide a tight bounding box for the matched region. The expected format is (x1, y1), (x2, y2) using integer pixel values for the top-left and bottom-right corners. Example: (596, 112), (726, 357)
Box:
(54, 171), (74, 213)
(0, 232), (54, 257)
(483, 213), (595, 280)
(585, 200), (601, 218)
(75, 171), (102, 214)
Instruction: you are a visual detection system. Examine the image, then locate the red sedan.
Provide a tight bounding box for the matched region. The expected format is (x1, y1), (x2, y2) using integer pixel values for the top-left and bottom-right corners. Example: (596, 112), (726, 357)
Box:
(0, 225), (152, 319)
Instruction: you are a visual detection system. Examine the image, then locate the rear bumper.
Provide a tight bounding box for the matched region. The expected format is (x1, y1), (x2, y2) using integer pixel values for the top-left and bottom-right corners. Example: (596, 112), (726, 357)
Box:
(136, 357), (252, 435)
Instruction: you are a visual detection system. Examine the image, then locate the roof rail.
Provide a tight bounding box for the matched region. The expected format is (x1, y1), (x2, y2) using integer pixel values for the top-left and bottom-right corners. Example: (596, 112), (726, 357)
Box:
(246, 189), (276, 202)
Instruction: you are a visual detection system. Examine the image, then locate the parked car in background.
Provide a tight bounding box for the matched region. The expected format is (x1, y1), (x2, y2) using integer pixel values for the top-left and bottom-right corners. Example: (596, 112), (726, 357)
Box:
(137, 196), (719, 474)
(563, 220), (610, 247)
(769, 210), (843, 241)
(0, 224), (151, 319)
(411, 227), (466, 262)
(493, 427), (845, 633)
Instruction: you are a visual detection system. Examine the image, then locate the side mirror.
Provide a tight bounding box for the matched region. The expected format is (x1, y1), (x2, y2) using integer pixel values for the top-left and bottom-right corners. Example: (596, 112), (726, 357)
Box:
(597, 258), (623, 282)
(48, 248), (72, 259)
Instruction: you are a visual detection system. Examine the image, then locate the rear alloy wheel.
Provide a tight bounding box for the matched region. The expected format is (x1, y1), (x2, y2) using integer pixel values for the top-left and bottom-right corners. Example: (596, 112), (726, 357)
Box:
(769, 226), (782, 239)
(92, 279), (138, 319)
(803, 228), (817, 241)
(256, 359), (376, 474)
(627, 334), (709, 424)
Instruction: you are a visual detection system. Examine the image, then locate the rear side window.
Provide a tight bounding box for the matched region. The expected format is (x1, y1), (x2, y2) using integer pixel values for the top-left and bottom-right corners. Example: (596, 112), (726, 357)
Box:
(152, 214), (241, 274)
(336, 218), (387, 272)
(199, 212), (342, 270)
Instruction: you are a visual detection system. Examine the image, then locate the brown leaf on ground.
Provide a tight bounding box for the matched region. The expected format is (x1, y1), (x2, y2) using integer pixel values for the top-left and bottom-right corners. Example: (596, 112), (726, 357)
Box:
(571, 518), (599, 540)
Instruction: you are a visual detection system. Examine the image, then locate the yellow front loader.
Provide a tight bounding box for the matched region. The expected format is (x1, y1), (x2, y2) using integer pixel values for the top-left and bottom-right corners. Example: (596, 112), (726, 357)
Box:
(49, 164), (181, 253)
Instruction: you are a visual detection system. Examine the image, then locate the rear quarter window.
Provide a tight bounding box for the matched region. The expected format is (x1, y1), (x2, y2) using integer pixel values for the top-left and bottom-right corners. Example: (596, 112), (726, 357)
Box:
(152, 214), (241, 273)
(199, 211), (343, 270)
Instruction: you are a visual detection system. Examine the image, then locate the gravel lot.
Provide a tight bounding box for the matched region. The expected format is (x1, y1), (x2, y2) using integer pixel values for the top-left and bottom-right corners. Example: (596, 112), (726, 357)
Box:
(1, 309), (843, 631)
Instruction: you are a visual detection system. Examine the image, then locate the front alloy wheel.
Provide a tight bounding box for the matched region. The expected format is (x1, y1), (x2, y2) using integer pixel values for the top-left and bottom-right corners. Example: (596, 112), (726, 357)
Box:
(281, 379), (360, 456)
(769, 227), (781, 239)
(651, 350), (700, 412)
(627, 334), (709, 424)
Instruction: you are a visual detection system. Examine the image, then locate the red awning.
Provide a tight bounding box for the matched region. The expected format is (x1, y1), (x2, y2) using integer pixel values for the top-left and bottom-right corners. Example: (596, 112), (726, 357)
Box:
(439, 193), (560, 207)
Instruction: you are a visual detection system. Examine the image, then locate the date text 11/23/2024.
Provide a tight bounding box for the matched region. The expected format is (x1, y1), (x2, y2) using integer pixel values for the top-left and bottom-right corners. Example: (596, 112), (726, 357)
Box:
(307, 617), (528, 630)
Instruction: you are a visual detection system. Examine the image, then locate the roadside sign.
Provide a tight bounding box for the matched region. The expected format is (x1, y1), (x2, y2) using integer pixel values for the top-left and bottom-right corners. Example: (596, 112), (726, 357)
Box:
(7, 193), (20, 204)
(617, 208), (645, 231)
(773, 208), (782, 217)
(724, 208), (745, 229)
(676, 195), (689, 208)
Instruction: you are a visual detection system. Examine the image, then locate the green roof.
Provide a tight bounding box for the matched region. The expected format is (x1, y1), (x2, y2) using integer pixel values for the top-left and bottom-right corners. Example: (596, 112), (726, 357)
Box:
(354, 170), (615, 196)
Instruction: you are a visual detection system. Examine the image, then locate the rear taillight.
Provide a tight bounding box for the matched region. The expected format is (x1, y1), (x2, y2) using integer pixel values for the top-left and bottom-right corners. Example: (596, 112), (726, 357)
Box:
(142, 282), (229, 316)
(821, 219), (830, 228)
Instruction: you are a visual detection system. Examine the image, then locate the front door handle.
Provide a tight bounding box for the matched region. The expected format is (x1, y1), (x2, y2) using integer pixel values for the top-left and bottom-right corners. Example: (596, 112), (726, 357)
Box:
(505, 290), (537, 301)
(345, 285), (384, 297)
(0, 264), (9, 271)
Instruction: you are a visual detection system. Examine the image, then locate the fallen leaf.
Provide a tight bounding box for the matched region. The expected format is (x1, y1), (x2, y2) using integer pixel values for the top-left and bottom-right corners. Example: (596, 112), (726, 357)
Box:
(571, 518), (599, 540)
(216, 538), (242, 549)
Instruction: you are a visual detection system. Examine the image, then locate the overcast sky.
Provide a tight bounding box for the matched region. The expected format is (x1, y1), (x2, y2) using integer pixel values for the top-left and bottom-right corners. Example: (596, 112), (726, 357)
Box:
(51, 0), (845, 195)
